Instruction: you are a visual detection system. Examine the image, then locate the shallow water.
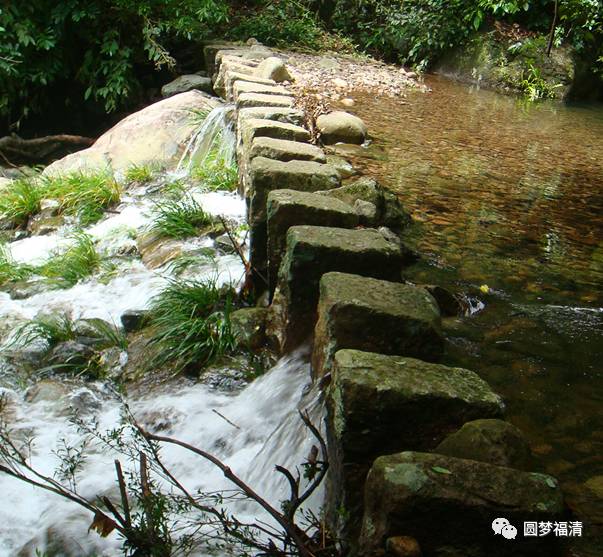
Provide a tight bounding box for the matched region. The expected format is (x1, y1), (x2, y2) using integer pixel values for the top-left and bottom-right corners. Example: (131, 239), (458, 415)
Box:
(350, 77), (603, 555)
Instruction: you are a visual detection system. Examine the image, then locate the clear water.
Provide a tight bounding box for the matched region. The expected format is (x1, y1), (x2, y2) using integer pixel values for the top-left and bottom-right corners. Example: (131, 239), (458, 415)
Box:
(348, 76), (603, 556)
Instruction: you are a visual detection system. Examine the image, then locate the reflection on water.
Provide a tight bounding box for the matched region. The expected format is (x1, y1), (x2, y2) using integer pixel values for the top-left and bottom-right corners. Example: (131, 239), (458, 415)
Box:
(349, 77), (603, 555)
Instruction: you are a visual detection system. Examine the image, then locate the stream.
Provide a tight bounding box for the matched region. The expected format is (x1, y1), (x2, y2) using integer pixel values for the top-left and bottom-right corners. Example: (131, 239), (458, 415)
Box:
(0, 108), (322, 556)
(349, 75), (603, 556)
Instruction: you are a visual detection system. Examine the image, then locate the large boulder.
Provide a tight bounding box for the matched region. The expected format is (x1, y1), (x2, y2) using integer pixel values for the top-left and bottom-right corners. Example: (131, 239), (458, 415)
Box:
(256, 56), (293, 82)
(266, 190), (357, 294)
(161, 74), (213, 97)
(434, 418), (532, 470)
(269, 229), (403, 352)
(359, 452), (565, 557)
(327, 349), (505, 545)
(44, 91), (221, 177)
(312, 272), (443, 377)
(316, 111), (368, 145)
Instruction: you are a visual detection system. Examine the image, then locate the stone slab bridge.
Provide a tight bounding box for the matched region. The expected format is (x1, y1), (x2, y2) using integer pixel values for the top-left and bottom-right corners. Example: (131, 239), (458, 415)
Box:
(203, 41), (567, 557)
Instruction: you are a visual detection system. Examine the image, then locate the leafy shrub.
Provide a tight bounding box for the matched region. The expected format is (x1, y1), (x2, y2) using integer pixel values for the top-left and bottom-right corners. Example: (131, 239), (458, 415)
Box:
(146, 277), (236, 373)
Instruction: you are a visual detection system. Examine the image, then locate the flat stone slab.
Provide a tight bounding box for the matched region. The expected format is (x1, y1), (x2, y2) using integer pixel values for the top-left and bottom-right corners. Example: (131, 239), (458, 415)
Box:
(247, 159), (341, 285)
(360, 452), (564, 557)
(266, 190), (357, 294)
(270, 229), (403, 351)
(225, 72), (276, 99)
(326, 349), (506, 542)
(312, 272), (443, 377)
(236, 92), (294, 109)
(250, 137), (326, 163)
(238, 107), (305, 126)
(232, 80), (291, 100)
(240, 118), (310, 145)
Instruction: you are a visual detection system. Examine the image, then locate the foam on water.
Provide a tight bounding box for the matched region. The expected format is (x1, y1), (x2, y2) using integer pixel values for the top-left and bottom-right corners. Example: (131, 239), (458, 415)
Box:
(0, 351), (321, 556)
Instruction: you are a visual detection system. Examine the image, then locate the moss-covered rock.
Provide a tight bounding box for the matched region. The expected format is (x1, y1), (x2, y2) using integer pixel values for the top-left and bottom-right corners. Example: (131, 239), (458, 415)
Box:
(231, 307), (268, 350)
(269, 229), (403, 352)
(360, 452), (565, 557)
(266, 189), (358, 295)
(312, 273), (443, 377)
(435, 418), (532, 470)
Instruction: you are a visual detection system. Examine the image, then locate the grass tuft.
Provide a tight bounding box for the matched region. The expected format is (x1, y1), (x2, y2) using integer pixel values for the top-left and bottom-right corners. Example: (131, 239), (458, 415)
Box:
(146, 277), (236, 373)
(39, 231), (101, 287)
(8, 313), (76, 350)
(149, 195), (215, 239)
(0, 178), (43, 227)
(42, 171), (121, 225)
(124, 164), (158, 184)
(0, 243), (34, 286)
(191, 148), (238, 192)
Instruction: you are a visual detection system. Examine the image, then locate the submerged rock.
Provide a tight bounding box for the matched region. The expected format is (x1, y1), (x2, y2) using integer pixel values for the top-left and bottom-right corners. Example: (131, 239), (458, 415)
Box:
(435, 418), (532, 470)
(316, 111), (368, 144)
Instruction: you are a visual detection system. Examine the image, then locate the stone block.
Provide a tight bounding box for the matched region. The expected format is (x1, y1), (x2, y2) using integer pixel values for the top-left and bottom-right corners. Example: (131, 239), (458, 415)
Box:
(240, 118), (310, 145)
(231, 307), (268, 351)
(236, 93), (294, 109)
(266, 190), (357, 295)
(250, 137), (326, 163)
(238, 107), (305, 127)
(232, 80), (291, 100)
(312, 273), (443, 377)
(359, 452), (564, 557)
(224, 72), (277, 100)
(270, 229), (403, 351)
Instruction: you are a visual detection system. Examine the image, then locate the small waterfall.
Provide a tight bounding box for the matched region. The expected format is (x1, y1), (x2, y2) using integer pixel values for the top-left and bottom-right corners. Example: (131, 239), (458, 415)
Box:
(176, 104), (237, 176)
(0, 352), (325, 556)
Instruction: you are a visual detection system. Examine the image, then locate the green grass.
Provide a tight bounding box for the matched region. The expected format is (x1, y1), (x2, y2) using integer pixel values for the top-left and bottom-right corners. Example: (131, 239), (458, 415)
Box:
(38, 231), (102, 287)
(149, 195), (216, 239)
(124, 164), (160, 184)
(42, 171), (121, 226)
(191, 147), (238, 192)
(164, 249), (216, 276)
(0, 177), (43, 227)
(146, 277), (236, 374)
(8, 313), (77, 350)
(0, 243), (34, 286)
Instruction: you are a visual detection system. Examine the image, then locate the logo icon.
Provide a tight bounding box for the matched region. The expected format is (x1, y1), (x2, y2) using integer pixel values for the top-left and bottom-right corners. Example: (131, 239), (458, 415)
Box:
(492, 518), (510, 535)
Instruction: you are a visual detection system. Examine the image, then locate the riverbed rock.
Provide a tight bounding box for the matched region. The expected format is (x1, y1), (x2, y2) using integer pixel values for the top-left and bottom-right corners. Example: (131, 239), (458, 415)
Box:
(359, 452), (564, 557)
(354, 199), (379, 226)
(423, 284), (465, 317)
(120, 310), (149, 332)
(231, 307), (268, 350)
(43, 91), (222, 177)
(47, 341), (95, 369)
(312, 273), (443, 377)
(316, 111), (368, 144)
(137, 232), (183, 270)
(319, 177), (411, 230)
(386, 536), (422, 557)
(256, 56), (293, 82)
(236, 92), (294, 109)
(266, 190), (358, 295)
(161, 74), (213, 97)
(326, 155), (357, 178)
(249, 137), (326, 163)
(26, 214), (64, 236)
(72, 318), (117, 346)
(25, 379), (71, 404)
(270, 229), (403, 352)
(6, 279), (51, 300)
(435, 419), (531, 470)
(247, 158), (340, 283)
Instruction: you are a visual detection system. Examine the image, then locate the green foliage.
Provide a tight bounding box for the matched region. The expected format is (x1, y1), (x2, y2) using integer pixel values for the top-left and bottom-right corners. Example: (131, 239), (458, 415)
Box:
(518, 63), (563, 99)
(38, 231), (102, 287)
(149, 195), (216, 239)
(0, 0), (230, 127)
(42, 172), (121, 226)
(0, 244), (34, 286)
(0, 178), (43, 227)
(78, 318), (128, 350)
(191, 152), (238, 192)
(146, 277), (236, 373)
(124, 164), (158, 185)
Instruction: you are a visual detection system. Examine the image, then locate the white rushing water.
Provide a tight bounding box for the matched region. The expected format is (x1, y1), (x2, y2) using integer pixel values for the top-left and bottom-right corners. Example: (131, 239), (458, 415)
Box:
(0, 351), (322, 556)
(1, 105), (325, 555)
